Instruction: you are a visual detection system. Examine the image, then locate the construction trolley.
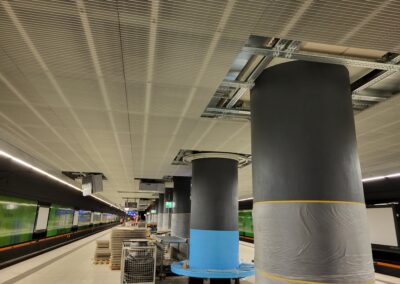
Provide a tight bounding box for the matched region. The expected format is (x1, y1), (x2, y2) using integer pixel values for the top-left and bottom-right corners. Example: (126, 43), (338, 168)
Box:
(121, 239), (156, 284)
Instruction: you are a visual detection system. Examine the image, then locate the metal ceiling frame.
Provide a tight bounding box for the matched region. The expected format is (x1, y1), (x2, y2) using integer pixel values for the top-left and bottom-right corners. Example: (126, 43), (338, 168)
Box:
(204, 37), (400, 120)
(243, 46), (400, 71)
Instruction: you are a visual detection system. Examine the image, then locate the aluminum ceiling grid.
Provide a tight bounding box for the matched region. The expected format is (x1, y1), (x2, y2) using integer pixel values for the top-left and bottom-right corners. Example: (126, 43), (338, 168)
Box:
(1, 0), (400, 203)
(252, 0), (400, 53)
(0, 0), (131, 196)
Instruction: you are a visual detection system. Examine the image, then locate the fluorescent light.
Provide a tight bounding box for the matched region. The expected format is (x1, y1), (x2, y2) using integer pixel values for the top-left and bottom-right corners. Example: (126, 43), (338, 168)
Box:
(91, 195), (122, 211)
(386, 172), (400, 178)
(373, 202), (399, 206)
(0, 149), (122, 211)
(362, 176), (385, 182)
(362, 172), (400, 183)
(0, 150), (82, 192)
(236, 173), (400, 200)
(239, 197), (254, 202)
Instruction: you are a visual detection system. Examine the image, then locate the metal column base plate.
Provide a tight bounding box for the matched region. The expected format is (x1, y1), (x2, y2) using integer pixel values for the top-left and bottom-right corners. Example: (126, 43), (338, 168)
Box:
(171, 261), (255, 279)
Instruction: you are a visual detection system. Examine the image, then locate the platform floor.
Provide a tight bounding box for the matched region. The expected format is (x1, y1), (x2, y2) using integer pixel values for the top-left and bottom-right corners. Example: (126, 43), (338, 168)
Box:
(0, 229), (398, 284)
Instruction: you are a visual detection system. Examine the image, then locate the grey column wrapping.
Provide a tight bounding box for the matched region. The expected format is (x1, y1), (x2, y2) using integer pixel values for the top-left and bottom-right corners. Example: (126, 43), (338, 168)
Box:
(161, 213), (169, 230)
(251, 61), (374, 283)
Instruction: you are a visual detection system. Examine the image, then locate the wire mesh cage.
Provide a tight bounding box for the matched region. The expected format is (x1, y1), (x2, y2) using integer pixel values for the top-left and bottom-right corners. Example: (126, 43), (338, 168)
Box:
(121, 240), (156, 284)
(153, 236), (187, 278)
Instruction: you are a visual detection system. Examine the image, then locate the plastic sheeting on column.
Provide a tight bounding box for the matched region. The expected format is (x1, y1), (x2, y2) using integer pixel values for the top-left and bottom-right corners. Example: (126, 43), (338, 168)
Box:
(254, 201), (375, 283)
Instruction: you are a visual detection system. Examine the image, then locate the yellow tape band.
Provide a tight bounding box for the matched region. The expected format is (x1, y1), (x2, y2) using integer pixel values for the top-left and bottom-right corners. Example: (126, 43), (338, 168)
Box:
(256, 269), (375, 284)
(256, 269), (326, 284)
(255, 200), (365, 205)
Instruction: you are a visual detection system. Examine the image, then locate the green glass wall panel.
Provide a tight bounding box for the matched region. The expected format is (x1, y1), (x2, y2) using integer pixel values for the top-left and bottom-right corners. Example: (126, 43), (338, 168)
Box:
(78, 210), (92, 229)
(238, 210), (254, 238)
(46, 204), (74, 237)
(93, 212), (101, 225)
(0, 195), (37, 247)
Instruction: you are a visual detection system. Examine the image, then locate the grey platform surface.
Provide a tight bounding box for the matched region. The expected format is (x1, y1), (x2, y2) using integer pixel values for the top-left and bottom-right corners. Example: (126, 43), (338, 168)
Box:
(0, 233), (397, 284)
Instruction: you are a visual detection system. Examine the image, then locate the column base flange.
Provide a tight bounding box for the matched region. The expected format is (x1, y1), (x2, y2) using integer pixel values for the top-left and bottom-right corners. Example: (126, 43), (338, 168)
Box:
(171, 261), (255, 279)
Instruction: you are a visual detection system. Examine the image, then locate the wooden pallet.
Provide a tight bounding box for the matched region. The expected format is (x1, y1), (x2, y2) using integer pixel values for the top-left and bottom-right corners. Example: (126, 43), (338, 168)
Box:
(96, 240), (110, 248)
(110, 264), (120, 270)
(93, 259), (110, 265)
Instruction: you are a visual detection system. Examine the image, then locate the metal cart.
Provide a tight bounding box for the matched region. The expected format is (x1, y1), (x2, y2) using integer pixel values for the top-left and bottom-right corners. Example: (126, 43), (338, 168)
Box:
(121, 239), (156, 284)
(153, 235), (187, 279)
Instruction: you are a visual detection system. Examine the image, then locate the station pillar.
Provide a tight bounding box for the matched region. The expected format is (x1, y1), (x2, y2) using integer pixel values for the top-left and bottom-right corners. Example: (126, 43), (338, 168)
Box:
(146, 206), (152, 223)
(150, 204), (156, 223)
(171, 176), (191, 238)
(162, 188), (173, 230)
(171, 176), (191, 259)
(171, 154), (254, 280)
(251, 61), (375, 283)
(157, 193), (164, 230)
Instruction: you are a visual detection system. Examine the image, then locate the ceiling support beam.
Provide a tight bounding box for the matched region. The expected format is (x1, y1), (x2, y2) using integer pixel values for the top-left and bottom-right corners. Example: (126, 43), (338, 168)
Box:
(353, 55), (400, 94)
(352, 95), (386, 102)
(205, 107), (250, 116)
(243, 46), (400, 71)
(220, 80), (254, 89)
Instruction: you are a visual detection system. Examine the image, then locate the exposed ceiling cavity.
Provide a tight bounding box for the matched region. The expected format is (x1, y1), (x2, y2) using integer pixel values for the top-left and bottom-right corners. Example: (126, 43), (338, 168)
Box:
(203, 36), (400, 120)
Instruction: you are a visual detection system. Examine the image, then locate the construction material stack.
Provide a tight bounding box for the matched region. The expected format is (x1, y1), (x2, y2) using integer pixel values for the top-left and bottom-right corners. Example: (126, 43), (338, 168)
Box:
(94, 240), (111, 264)
(110, 227), (147, 270)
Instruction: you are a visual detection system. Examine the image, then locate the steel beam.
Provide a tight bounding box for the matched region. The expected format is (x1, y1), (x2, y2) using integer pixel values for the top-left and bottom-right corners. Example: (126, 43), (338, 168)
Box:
(220, 80), (254, 89)
(205, 107), (250, 116)
(225, 88), (248, 109)
(352, 94), (386, 102)
(243, 46), (400, 71)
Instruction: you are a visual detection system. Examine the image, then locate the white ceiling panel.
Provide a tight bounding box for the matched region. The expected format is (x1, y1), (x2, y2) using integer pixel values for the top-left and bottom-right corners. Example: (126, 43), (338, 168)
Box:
(0, 0), (399, 204)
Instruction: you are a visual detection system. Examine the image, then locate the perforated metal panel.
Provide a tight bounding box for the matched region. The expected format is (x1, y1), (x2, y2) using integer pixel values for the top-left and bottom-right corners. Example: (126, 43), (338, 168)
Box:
(0, 0), (400, 203)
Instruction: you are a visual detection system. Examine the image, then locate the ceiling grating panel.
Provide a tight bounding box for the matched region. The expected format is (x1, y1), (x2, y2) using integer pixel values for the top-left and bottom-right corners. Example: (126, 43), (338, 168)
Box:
(0, 0), (399, 202)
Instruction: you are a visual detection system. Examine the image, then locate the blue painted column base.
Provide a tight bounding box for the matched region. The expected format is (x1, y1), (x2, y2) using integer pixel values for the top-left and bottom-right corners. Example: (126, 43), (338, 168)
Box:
(171, 229), (255, 279)
(171, 261), (255, 279)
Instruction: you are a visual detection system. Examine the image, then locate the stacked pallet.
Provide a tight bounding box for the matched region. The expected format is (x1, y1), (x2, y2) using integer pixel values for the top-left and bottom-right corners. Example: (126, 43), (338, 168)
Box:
(94, 240), (110, 264)
(110, 227), (147, 270)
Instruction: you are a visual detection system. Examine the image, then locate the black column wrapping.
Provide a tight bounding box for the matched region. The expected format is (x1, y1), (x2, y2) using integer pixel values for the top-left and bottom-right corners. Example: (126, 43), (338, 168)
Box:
(190, 158), (238, 231)
(252, 61), (364, 202)
(165, 188), (173, 202)
(172, 176), (191, 214)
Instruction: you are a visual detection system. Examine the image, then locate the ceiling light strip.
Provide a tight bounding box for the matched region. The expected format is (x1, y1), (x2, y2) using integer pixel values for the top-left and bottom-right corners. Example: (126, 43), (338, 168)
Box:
(238, 172), (400, 201)
(0, 150), (122, 211)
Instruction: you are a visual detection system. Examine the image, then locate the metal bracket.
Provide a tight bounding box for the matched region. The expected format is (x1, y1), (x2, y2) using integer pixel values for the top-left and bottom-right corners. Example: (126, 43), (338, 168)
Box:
(285, 40), (301, 59)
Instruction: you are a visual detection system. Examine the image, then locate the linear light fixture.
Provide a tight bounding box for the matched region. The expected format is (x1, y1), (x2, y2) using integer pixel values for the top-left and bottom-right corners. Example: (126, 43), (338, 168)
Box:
(362, 172), (400, 183)
(362, 176), (385, 182)
(91, 194), (122, 211)
(238, 172), (400, 201)
(0, 150), (122, 211)
(238, 197), (254, 202)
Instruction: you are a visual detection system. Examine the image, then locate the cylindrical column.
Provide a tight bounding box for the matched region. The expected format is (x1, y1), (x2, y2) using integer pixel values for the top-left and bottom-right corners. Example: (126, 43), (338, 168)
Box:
(162, 188), (173, 230)
(171, 176), (191, 238)
(148, 204), (155, 223)
(251, 61), (375, 283)
(157, 194), (164, 229)
(190, 158), (239, 270)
